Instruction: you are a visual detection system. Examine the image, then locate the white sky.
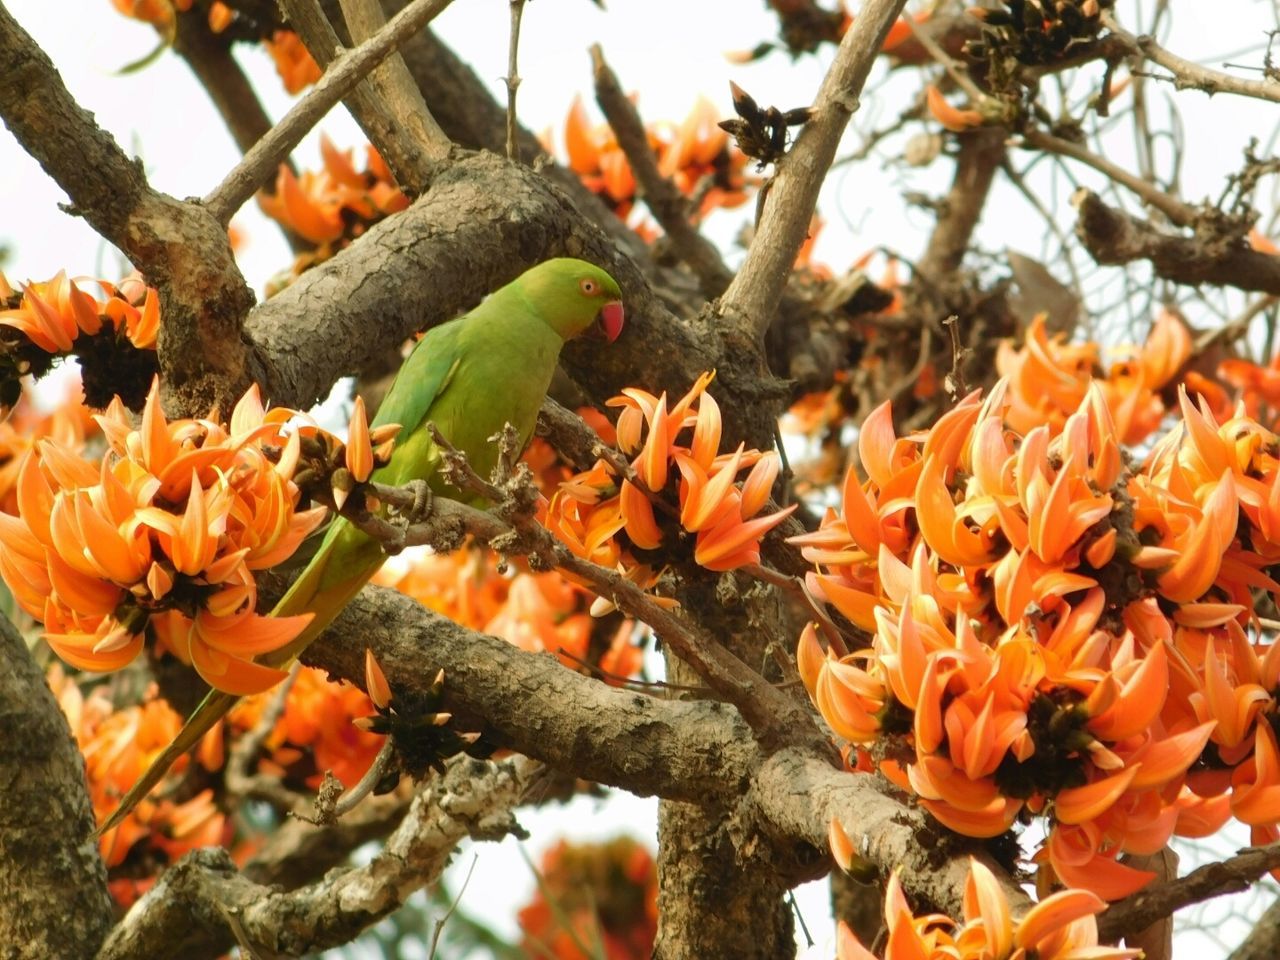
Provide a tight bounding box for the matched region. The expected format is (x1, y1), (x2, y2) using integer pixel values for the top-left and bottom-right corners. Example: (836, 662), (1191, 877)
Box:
(3, 1), (1280, 957)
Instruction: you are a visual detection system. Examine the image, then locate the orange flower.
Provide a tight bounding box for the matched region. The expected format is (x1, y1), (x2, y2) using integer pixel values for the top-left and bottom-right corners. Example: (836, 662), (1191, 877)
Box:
(259, 138), (409, 268)
(925, 85), (984, 133)
(562, 94), (750, 225)
(230, 664), (382, 789)
(517, 837), (657, 960)
(265, 30), (322, 94)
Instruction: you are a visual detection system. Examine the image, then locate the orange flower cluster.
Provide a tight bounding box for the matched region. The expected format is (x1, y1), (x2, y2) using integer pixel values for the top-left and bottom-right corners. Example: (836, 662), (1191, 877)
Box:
(561, 95), (751, 226)
(229, 665), (383, 789)
(376, 546), (645, 680)
(832, 858), (1138, 960)
(259, 137), (408, 266)
(49, 666), (225, 907)
(517, 836), (657, 960)
(546, 373), (795, 577)
(795, 316), (1280, 900)
(0, 379), (338, 695)
(0, 270), (159, 353)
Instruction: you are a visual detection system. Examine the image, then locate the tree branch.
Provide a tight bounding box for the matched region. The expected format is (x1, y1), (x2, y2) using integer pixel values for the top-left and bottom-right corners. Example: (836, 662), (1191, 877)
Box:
(97, 756), (537, 960)
(307, 583), (759, 803)
(205, 0), (453, 222)
(745, 749), (1033, 921)
(717, 0), (907, 342)
(1072, 188), (1280, 295)
(303, 584), (1027, 913)
(239, 151), (787, 443)
(1098, 841), (1280, 944)
(915, 128), (1006, 282)
(1102, 11), (1280, 105)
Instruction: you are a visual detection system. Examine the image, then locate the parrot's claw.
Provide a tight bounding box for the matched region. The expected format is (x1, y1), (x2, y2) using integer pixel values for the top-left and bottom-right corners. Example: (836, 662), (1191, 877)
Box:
(403, 479), (433, 524)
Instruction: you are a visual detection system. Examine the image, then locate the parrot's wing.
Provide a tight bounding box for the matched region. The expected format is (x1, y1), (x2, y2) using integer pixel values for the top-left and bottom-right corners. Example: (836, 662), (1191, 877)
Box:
(370, 318), (466, 436)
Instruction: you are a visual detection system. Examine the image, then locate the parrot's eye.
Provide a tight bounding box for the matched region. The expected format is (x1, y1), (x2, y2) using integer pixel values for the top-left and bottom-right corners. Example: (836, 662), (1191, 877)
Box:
(579, 278), (599, 296)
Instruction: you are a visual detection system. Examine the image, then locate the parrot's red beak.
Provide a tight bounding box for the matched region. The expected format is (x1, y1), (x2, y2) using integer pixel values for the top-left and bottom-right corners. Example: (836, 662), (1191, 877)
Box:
(598, 301), (625, 343)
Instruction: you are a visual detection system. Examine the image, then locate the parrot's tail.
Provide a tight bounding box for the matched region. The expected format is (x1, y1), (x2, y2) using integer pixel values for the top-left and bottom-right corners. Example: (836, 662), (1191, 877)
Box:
(96, 521), (387, 838)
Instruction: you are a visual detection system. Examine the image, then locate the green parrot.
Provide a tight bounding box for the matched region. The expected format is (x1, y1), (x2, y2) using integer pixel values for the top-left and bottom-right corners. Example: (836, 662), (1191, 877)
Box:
(99, 258), (624, 835)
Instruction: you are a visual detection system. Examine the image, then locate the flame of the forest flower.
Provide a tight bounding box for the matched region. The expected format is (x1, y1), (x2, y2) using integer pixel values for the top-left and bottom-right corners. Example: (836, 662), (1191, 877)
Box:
(925, 84), (984, 132)
(48, 665), (225, 907)
(545, 372), (793, 591)
(264, 30), (322, 94)
(0, 379), (326, 694)
(0, 270), (160, 353)
(835, 861), (1140, 960)
(560, 94), (751, 229)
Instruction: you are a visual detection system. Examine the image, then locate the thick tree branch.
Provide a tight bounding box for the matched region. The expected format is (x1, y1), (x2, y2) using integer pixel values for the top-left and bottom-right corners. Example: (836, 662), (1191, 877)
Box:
(1102, 11), (1280, 105)
(1098, 841), (1280, 943)
(1073, 189), (1280, 295)
(97, 756), (537, 960)
(717, 0), (907, 342)
(308, 584), (759, 804)
(590, 44), (732, 296)
(206, 0), (453, 222)
(0, 617), (115, 957)
(0, 2), (255, 414)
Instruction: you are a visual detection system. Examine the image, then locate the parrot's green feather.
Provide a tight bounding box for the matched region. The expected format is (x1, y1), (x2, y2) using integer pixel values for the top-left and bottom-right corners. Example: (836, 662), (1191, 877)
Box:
(96, 258), (622, 836)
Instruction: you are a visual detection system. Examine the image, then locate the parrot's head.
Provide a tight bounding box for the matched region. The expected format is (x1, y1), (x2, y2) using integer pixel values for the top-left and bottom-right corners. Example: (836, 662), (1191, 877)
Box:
(525, 258), (625, 343)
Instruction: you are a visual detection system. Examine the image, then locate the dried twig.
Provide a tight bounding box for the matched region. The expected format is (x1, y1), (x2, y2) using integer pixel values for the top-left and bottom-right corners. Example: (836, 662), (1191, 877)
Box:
(1022, 128), (1197, 227)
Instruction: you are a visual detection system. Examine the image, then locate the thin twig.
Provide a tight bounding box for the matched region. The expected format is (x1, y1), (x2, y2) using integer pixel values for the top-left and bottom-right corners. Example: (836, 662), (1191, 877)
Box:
(902, 11), (984, 102)
(1021, 127), (1197, 227)
(302, 738), (398, 824)
(744, 562), (850, 658)
(205, 0), (453, 222)
(428, 855), (480, 960)
(505, 0), (527, 162)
